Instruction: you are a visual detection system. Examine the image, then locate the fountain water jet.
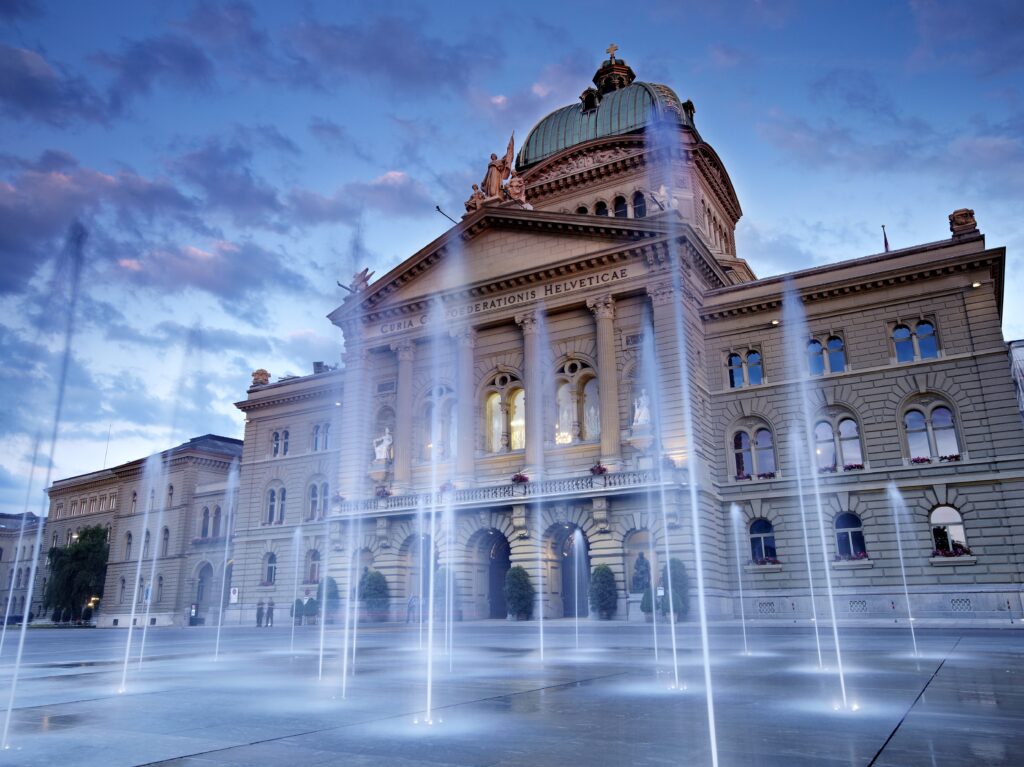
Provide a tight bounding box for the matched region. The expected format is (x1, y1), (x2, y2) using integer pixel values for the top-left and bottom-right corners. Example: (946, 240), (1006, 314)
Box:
(290, 524), (302, 657)
(3, 222), (87, 749)
(213, 460), (239, 660)
(0, 433), (41, 661)
(782, 282), (848, 708)
(729, 504), (750, 655)
(886, 484), (919, 657)
(790, 438), (823, 669)
(572, 528), (585, 649)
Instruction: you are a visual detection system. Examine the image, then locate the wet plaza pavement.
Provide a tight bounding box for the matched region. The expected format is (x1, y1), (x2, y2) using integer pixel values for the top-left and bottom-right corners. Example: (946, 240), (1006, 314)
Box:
(0, 620), (1021, 766)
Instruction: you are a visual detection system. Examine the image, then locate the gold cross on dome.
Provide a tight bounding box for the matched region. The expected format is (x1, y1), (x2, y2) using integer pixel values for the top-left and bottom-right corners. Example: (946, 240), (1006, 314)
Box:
(606, 43), (618, 59)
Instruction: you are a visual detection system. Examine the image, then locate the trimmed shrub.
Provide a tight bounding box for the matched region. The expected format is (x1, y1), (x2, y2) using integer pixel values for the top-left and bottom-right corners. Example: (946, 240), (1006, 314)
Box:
(304, 597), (320, 619)
(588, 564), (617, 617)
(640, 585), (653, 613)
(359, 570), (390, 615)
(292, 598), (305, 624)
(504, 565), (535, 619)
(658, 558), (689, 620)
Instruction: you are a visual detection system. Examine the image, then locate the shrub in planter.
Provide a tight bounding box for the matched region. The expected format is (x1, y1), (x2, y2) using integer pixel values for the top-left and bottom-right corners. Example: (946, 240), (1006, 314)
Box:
(317, 576), (341, 623)
(292, 598), (305, 625)
(503, 565), (534, 619)
(588, 564), (618, 619)
(658, 558), (689, 621)
(304, 597), (320, 623)
(640, 585), (654, 620)
(358, 569), (390, 621)
(432, 566), (462, 620)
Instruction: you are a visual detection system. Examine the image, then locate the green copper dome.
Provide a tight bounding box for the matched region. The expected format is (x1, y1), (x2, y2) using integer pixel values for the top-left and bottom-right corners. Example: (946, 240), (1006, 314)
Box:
(517, 58), (687, 170)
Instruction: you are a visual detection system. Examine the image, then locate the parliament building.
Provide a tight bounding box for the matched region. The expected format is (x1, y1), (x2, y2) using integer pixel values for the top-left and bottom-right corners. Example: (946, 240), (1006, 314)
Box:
(39, 51), (1024, 627)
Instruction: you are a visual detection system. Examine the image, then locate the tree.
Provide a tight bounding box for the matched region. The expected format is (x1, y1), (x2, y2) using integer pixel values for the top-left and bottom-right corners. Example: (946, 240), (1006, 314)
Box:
(358, 569), (390, 617)
(44, 525), (108, 621)
(504, 565), (534, 619)
(658, 558), (689, 621)
(588, 564), (617, 618)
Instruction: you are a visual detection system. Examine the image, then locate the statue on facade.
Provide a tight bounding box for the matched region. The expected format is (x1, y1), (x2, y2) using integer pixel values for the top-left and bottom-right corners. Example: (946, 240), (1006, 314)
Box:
(585, 405), (600, 437)
(632, 389), (651, 426)
(631, 551), (651, 594)
(481, 134), (514, 200)
(251, 369), (270, 386)
(505, 169), (528, 207)
(373, 427), (393, 462)
(464, 183), (486, 212)
(349, 267), (374, 293)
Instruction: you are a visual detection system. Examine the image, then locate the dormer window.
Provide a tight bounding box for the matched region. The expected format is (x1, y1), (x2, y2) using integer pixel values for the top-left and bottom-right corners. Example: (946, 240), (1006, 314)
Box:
(580, 87), (600, 111)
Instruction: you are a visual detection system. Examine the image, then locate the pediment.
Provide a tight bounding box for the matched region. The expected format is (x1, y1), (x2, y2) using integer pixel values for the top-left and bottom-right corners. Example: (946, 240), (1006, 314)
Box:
(330, 208), (665, 325)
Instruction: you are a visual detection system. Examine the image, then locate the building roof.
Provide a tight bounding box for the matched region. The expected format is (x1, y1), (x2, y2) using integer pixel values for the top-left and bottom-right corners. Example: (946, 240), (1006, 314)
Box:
(517, 54), (688, 169)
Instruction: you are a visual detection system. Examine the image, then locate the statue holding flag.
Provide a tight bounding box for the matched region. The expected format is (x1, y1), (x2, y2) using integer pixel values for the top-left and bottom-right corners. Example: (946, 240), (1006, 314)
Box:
(481, 133), (515, 200)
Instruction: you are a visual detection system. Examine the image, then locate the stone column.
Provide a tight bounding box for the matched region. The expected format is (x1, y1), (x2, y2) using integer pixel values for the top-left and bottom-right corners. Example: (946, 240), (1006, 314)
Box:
(515, 311), (545, 478)
(587, 294), (621, 470)
(452, 326), (477, 486)
(391, 339), (415, 492)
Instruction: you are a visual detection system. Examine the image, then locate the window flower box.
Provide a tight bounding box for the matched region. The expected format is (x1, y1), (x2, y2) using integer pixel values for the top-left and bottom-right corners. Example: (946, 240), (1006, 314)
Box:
(939, 454), (962, 463)
(375, 486), (392, 498)
(589, 463), (608, 476)
(932, 544), (972, 558)
(734, 473), (751, 481)
(834, 551), (870, 562)
(833, 558), (873, 570)
(748, 557), (781, 566)
(818, 466), (838, 474)
(842, 463), (864, 472)
(930, 555), (977, 567)
(511, 472), (529, 484)
(911, 457), (932, 464)
(756, 472), (776, 480)
(743, 562), (782, 574)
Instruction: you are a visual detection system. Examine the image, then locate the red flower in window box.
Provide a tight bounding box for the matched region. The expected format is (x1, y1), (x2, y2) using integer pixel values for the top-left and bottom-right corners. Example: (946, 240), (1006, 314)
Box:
(756, 471), (776, 480)
(939, 454), (962, 463)
(911, 457), (932, 464)
(589, 463), (608, 476)
(375, 486), (392, 498)
(843, 463), (864, 472)
(511, 472), (529, 484)
(735, 473), (751, 481)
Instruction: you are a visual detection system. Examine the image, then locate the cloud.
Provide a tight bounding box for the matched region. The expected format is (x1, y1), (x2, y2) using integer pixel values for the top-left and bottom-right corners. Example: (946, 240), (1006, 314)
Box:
(735, 219), (820, 277)
(94, 33), (215, 113)
(0, 44), (108, 125)
(0, 0), (42, 21)
(287, 171), (434, 225)
(909, 0), (1024, 76)
(707, 44), (753, 70)
(308, 117), (373, 163)
(289, 15), (497, 94)
(169, 136), (282, 227)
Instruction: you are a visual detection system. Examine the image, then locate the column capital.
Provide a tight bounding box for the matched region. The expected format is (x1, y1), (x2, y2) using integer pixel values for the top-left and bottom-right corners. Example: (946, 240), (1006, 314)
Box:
(514, 311), (540, 334)
(450, 325), (477, 348)
(390, 339), (415, 361)
(647, 282), (676, 307)
(586, 294), (616, 320)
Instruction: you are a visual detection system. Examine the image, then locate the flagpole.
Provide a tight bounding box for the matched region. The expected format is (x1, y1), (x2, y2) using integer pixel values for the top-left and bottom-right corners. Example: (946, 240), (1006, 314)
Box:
(881, 224), (890, 253)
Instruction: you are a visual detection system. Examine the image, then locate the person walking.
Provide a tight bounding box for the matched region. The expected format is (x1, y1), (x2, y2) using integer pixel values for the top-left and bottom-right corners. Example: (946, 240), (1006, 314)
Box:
(256, 600), (264, 628)
(406, 593), (418, 623)
(265, 599), (275, 627)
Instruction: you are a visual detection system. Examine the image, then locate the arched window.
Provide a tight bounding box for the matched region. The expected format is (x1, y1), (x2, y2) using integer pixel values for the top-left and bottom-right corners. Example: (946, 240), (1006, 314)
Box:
(835, 512), (867, 559)
(119, 577), (126, 604)
(313, 424), (321, 452)
(726, 349), (764, 388)
(320, 482), (329, 517)
(307, 550), (320, 584)
(124, 532), (132, 561)
(322, 424), (330, 450)
(931, 506), (970, 556)
(594, 200), (608, 216)
(51, 532), (57, 549)
(264, 553), (277, 585)
(746, 351), (763, 385)
(732, 425), (776, 479)
(749, 519), (777, 563)
(138, 577), (145, 603)
(212, 506), (222, 537)
(807, 340), (825, 376)
(483, 372), (526, 453)
(553, 359), (598, 445)
(613, 195), (628, 217)
(632, 191), (646, 219)
(66, 529), (73, 547)
(167, 484), (174, 509)
(826, 336), (846, 373)
(201, 507), (210, 538)
(131, 492), (137, 515)
(903, 402), (961, 461)
(308, 484), (318, 520)
(893, 321), (939, 362)
(272, 431), (280, 457)
(576, 205), (589, 215)
(814, 416), (864, 471)
(143, 530), (150, 559)
(277, 488), (286, 523)
(161, 527), (169, 557)
(156, 575), (164, 603)
(15, 569), (21, 588)
(266, 489), (276, 525)
(727, 353), (743, 389)
(282, 430), (290, 456)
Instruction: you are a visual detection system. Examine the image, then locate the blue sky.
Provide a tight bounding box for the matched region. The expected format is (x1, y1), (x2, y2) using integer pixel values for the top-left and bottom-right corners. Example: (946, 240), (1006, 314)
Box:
(1, 0), (1022, 514)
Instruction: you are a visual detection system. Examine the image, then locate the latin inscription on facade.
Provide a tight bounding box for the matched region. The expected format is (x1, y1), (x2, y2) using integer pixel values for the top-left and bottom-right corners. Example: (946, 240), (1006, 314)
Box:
(371, 266), (634, 338)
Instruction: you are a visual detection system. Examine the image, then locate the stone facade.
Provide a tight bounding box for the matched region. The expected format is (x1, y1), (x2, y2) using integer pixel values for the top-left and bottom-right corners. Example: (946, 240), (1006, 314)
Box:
(1, 512), (41, 622)
(40, 435), (242, 627)
(223, 54), (1024, 628)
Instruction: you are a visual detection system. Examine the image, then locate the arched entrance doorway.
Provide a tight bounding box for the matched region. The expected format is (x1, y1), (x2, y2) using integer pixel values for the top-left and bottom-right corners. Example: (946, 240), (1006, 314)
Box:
(196, 562), (213, 621)
(551, 525), (590, 618)
(485, 531), (511, 618)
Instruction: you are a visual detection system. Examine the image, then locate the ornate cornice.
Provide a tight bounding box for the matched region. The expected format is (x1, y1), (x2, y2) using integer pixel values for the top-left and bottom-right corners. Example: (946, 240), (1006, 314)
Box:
(236, 382), (343, 413)
(521, 137), (648, 202)
(691, 143), (742, 223)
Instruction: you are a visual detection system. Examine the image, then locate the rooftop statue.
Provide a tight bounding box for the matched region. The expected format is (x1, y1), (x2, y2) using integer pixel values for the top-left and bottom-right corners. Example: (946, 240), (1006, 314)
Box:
(505, 169), (530, 208)
(349, 267), (375, 293)
(481, 134), (515, 200)
(464, 183), (487, 213)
